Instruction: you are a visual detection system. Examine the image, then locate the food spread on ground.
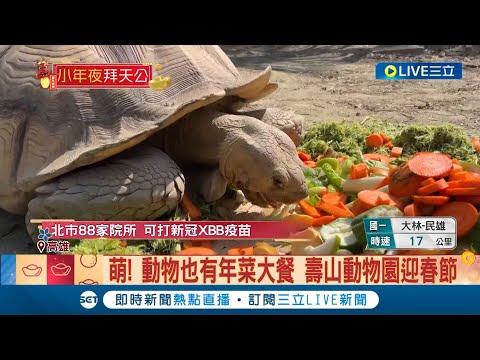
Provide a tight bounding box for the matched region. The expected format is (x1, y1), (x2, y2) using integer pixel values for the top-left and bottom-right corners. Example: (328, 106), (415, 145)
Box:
(70, 121), (480, 256)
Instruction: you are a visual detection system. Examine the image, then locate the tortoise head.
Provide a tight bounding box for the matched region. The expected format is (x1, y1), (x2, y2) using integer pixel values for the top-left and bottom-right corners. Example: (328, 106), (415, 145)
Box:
(223, 119), (307, 208)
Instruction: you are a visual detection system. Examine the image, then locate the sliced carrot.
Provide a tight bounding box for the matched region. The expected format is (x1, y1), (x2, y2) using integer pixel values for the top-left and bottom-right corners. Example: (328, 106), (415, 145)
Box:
(432, 201), (479, 238)
(366, 134), (384, 148)
(350, 163), (369, 179)
(446, 180), (480, 189)
(455, 196), (480, 205)
(389, 163), (426, 197)
(420, 178), (436, 187)
(298, 200), (321, 218)
(180, 193), (202, 220)
(356, 189), (404, 211)
(352, 200), (370, 216)
(390, 147), (403, 158)
(452, 158), (461, 165)
(177, 247), (217, 256)
(418, 203), (435, 216)
(441, 187), (480, 196)
(472, 137), (480, 153)
(284, 213), (315, 231)
(303, 160), (317, 168)
(416, 178), (449, 196)
(448, 171), (469, 181)
(413, 195), (450, 206)
(356, 190), (381, 209)
(407, 152), (453, 178)
(336, 202), (355, 217)
(374, 176), (390, 190)
(379, 133), (390, 144)
(377, 192), (393, 205)
(384, 141), (394, 150)
(450, 164), (463, 174)
(363, 153), (395, 166)
(298, 151), (312, 162)
(316, 202), (354, 218)
(322, 192), (347, 204)
(403, 203), (421, 216)
(227, 246), (254, 256)
(312, 215), (337, 227)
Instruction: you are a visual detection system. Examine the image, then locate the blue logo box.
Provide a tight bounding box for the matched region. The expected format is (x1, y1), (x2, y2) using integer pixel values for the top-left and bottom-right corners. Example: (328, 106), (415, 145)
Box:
(376, 62), (462, 80)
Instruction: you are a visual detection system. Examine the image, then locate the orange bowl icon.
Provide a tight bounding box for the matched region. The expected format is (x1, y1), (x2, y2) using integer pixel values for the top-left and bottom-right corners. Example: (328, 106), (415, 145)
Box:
(51, 263), (71, 276)
(22, 264), (42, 277)
(79, 279), (99, 285)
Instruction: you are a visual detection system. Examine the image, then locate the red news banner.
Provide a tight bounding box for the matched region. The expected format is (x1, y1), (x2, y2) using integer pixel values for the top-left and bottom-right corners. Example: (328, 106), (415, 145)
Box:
(14, 254), (480, 285)
(51, 64), (152, 89)
(41, 221), (298, 239)
(33, 220), (480, 285)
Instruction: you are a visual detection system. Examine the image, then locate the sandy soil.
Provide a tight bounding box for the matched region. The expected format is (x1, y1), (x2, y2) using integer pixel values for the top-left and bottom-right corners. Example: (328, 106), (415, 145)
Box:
(223, 45), (480, 134)
(2, 45), (479, 254)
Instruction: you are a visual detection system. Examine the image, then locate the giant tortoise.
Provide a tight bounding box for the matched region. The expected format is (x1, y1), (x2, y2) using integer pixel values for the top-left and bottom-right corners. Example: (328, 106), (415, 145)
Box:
(0, 45), (307, 239)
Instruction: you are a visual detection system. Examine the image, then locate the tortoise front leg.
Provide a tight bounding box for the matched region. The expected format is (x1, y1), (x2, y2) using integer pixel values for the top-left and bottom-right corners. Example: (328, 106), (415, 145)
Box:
(25, 145), (185, 240)
(237, 107), (304, 146)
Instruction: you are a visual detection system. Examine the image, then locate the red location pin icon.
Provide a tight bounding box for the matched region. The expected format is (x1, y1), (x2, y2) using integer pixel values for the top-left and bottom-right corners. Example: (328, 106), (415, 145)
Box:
(37, 240), (46, 253)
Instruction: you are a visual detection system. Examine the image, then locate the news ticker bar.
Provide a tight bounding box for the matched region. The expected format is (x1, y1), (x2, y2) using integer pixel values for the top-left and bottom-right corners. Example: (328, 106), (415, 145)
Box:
(37, 218), (457, 251)
(1, 254), (478, 286)
(1, 285), (480, 315)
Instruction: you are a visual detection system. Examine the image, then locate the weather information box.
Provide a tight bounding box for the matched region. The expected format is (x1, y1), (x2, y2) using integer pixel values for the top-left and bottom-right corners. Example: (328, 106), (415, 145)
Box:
(365, 217), (457, 250)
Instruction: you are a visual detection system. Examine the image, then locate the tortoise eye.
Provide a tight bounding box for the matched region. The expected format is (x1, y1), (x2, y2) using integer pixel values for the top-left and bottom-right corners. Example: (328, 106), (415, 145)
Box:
(273, 176), (284, 189)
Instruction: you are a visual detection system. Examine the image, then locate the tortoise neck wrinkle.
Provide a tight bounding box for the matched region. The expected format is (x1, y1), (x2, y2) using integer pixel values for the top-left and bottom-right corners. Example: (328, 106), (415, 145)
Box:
(165, 110), (244, 178)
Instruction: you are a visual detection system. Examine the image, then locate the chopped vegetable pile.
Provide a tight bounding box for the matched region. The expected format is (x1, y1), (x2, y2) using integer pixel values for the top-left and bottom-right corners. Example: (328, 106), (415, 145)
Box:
(294, 122), (480, 255)
(70, 120), (480, 256)
(299, 121), (480, 163)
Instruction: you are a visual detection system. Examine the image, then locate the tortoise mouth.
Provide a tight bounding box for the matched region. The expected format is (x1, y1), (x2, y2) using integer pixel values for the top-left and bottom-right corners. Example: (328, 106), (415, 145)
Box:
(240, 188), (283, 209)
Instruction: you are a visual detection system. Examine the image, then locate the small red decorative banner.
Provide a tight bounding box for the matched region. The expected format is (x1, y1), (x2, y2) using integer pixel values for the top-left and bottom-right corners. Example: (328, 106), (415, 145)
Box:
(52, 63), (153, 89)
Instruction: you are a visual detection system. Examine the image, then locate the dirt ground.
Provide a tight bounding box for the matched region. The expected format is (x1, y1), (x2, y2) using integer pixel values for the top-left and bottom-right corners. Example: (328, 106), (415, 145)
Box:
(223, 45), (480, 134)
(2, 45), (479, 254)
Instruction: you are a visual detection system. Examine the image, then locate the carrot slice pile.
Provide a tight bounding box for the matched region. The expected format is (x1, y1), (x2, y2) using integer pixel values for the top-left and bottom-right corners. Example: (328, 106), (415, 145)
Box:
(355, 190), (403, 213)
(432, 201), (478, 238)
(446, 180), (480, 189)
(407, 152), (453, 178)
(322, 192), (347, 204)
(298, 200), (321, 218)
(316, 202), (354, 218)
(416, 178), (449, 196)
(389, 163), (425, 197)
(412, 195), (450, 206)
(441, 188), (480, 196)
(420, 178), (436, 187)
